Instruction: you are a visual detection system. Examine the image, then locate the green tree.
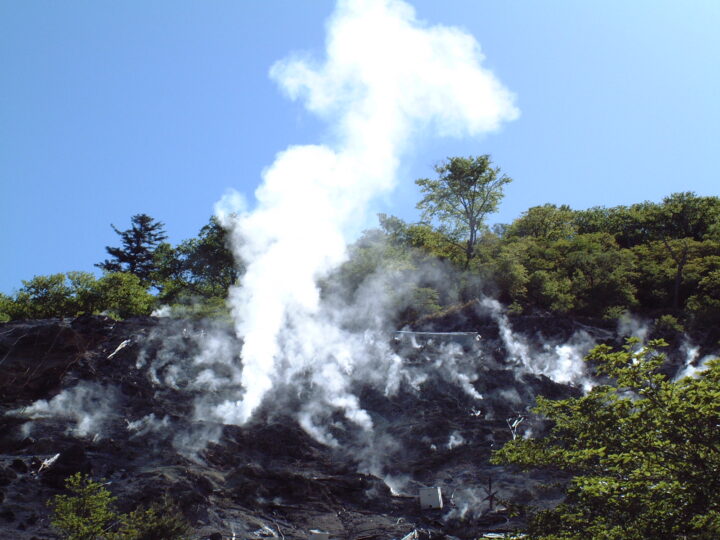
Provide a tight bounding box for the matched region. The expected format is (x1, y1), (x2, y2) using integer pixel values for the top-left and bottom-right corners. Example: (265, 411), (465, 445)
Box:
(492, 339), (720, 539)
(48, 473), (118, 540)
(491, 233), (637, 317)
(488, 240), (530, 310)
(48, 473), (190, 540)
(506, 204), (576, 241)
(631, 239), (719, 316)
(563, 233), (637, 316)
(416, 155), (511, 269)
(1, 272), (154, 321)
(155, 216), (239, 303)
(97, 214), (167, 285)
(66, 271), (103, 314)
(650, 193), (720, 310)
(12, 273), (73, 318)
(378, 213), (467, 265)
(573, 194), (720, 311)
(115, 497), (191, 540)
(687, 268), (720, 331)
(653, 192), (720, 242)
(0, 293), (13, 322)
(527, 268), (575, 314)
(95, 273), (155, 319)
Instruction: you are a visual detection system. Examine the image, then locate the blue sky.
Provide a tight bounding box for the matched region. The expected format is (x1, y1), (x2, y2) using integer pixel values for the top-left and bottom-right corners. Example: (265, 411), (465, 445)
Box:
(2, 0), (719, 294)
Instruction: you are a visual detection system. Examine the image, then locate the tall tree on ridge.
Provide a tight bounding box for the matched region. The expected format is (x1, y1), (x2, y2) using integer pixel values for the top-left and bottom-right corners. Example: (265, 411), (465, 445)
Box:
(416, 155), (511, 269)
(96, 214), (167, 285)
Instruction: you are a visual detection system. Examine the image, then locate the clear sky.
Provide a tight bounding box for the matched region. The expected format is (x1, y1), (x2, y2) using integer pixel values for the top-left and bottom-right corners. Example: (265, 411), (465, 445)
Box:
(2, 0), (719, 294)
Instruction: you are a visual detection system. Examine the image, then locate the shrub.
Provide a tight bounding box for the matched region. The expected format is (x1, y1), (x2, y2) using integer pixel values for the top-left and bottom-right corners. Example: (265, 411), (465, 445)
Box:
(115, 497), (191, 540)
(94, 273), (155, 319)
(48, 473), (190, 540)
(652, 313), (685, 339)
(3, 272), (155, 321)
(48, 473), (118, 540)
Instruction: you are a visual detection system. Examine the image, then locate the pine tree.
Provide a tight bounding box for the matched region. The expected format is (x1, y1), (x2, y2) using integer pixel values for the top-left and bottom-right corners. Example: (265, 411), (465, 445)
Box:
(96, 214), (167, 284)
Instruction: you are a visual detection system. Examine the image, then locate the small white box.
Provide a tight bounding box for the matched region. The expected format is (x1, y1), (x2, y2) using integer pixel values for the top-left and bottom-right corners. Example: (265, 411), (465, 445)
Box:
(309, 530), (330, 540)
(419, 486), (443, 509)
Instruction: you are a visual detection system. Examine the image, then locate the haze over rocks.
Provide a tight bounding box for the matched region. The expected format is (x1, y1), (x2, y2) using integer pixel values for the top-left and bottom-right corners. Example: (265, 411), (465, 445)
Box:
(1, 306), (710, 539)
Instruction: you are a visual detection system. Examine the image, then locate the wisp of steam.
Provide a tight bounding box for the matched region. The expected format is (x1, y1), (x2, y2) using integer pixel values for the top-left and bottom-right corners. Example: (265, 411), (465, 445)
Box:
(213, 0), (519, 429)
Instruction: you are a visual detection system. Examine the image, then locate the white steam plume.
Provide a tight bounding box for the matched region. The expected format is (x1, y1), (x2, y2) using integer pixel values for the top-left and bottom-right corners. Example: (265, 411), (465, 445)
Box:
(215, 0), (518, 425)
(674, 341), (716, 381)
(481, 298), (595, 390)
(13, 383), (119, 439)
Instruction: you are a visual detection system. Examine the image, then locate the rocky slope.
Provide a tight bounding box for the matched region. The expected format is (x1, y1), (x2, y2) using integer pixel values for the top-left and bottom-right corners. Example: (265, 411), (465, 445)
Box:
(0, 308), (707, 539)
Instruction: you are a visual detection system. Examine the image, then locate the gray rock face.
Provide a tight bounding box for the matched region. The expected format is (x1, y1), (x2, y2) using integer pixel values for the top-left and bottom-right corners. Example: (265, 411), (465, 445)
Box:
(0, 313), (692, 539)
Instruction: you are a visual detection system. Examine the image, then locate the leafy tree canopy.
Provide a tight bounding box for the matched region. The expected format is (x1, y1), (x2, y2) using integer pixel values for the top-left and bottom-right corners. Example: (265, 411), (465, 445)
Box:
(416, 155), (511, 268)
(574, 192), (720, 248)
(505, 203), (576, 241)
(155, 216), (239, 304)
(375, 190), (720, 336)
(0, 272), (154, 321)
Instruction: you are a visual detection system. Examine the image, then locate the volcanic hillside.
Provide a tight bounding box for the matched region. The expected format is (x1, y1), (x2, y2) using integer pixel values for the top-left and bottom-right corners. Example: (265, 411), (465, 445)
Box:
(0, 307), (707, 539)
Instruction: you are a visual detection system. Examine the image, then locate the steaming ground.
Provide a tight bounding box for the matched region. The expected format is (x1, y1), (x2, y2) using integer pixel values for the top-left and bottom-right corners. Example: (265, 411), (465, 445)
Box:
(8, 291), (706, 462)
(2, 305), (717, 538)
(133, 289), (601, 467)
(8, 289), (701, 458)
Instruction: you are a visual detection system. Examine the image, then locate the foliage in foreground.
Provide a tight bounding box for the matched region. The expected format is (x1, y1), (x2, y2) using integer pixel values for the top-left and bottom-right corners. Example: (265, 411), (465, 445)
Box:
(491, 339), (720, 539)
(48, 473), (190, 540)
